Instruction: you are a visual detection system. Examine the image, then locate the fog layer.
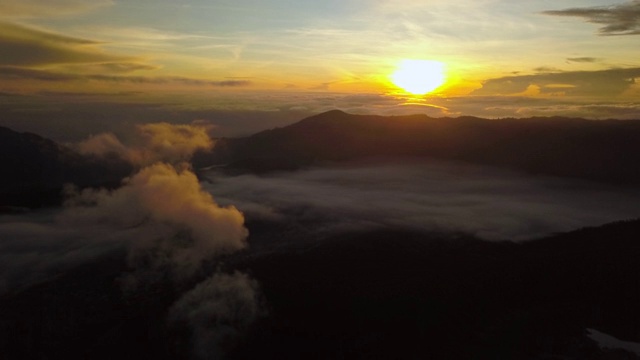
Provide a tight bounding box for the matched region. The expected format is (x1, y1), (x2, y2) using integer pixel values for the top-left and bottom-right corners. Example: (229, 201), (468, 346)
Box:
(205, 159), (640, 241)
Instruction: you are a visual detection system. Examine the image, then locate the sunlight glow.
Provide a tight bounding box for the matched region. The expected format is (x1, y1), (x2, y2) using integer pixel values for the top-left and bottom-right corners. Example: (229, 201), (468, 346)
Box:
(390, 60), (446, 95)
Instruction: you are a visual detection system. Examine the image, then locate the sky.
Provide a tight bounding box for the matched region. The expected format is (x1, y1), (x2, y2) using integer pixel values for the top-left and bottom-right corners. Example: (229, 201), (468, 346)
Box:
(2, 0), (640, 137)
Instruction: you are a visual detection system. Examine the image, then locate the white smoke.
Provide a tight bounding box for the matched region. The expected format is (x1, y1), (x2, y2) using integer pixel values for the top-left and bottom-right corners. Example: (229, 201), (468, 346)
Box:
(0, 162), (249, 294)
(76, 122), (213, 166)
(62, 162), (248, 281)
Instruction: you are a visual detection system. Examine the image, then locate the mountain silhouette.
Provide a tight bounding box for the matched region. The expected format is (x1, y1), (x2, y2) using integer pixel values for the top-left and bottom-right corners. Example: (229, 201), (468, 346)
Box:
(0, 126), (132, 208)
(201, 110), (640, 185)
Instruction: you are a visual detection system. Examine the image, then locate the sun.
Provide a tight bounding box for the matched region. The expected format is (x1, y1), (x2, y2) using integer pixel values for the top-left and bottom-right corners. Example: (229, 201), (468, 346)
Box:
(390, 59), (446, 95)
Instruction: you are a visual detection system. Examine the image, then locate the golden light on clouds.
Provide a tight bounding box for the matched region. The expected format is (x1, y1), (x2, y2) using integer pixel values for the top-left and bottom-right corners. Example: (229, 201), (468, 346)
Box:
(390, 60), (446, 95)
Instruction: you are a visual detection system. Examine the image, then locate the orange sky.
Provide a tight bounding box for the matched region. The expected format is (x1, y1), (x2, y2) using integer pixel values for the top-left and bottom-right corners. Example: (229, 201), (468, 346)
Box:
(1, 0), (640, 127)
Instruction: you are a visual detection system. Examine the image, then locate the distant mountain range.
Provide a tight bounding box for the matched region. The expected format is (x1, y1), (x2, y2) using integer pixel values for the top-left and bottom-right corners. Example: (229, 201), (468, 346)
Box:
(199, 110), (640, 185)
(5, 109), (640, 206)
(0, 126), (132, 208)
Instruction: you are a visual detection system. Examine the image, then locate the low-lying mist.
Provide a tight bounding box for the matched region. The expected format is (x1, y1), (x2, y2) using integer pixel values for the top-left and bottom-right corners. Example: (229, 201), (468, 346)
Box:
(205, 158), (640, 242)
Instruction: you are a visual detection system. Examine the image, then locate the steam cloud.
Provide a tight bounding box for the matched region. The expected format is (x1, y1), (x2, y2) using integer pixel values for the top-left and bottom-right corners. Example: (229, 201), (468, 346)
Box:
(62, 163), (247, 281)
(169, 271), (265, 360)
(0, 163), (248, 293)
(76, 122), (213, 166)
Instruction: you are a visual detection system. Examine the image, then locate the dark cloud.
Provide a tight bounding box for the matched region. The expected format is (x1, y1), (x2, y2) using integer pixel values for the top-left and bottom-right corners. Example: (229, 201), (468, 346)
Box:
(59, 62), (161, 74)
(567, 57), (599, 63)
(0, 66), (78, 81)
(36, 90), (143, 97)
(0, 21), (99, 45)
(0, 65), (252, 87)
(87, 74), (251, 86)
(0, 22), (127, 66)
(310, 82), (334, 91)
(534, 66), (561, 73)
(0, 91), (22, 97)
(205, 160), (640, 242)
(543, 1), (640, 36)
(472, 67), (640, 97)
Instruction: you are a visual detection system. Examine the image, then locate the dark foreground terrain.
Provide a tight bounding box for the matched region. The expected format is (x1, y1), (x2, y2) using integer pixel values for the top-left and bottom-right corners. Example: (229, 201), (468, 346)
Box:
(1, 218), (639, 359)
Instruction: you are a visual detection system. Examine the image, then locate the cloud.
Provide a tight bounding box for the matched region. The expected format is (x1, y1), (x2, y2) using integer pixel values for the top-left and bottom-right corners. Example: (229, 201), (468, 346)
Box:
(76, 122), (214, 166)
(205, 160), (640, 242)
(58, 62), (161, 74)
(508, 102), (640, 119)
(533, 66), (561, 73)
(169, 271), (265, 360)
(86, 75), (252, 87)
(567, 57), (599, 63)
(0, 22), (248, 91)
(76, 132), (130, 159)
(0, 22), (128, 66)
(310, 82), (334, 91)
(132, 123), (214, 165)
(0, 66), (77, 81)
(543, 1), (640, 36)
(63, 163), (248, 280)
(0, 65), (252, 87)
(0, 162), (248, 294)
(472, 67), (640, 97)
(0, 0), (112, 18)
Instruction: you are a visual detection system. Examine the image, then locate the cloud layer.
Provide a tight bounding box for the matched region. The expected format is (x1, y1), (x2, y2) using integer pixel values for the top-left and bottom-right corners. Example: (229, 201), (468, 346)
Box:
(0, 22), (126, 66)
(472, 67), (640, 97)
(543, 1), (640, 36)
(0, 22), (251, 92)
(205, 160), (640, 242)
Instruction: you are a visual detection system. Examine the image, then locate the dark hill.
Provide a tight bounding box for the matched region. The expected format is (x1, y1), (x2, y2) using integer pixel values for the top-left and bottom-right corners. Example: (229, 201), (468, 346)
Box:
(202, 110), (640, 184)
(0, 126), (132, 208)
(2, 216), (640, 359)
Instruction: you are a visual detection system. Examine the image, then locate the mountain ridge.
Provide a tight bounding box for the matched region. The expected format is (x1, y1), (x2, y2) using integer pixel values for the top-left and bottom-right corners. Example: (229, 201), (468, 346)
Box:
(200, 110), (640, 185)
(0, 126), (132, 208)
